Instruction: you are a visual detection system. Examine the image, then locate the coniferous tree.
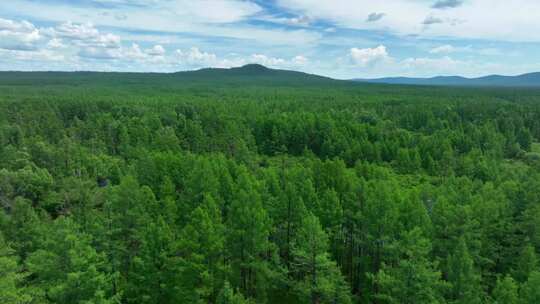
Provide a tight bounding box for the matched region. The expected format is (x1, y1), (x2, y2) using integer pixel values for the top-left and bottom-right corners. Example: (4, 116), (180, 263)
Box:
(447, 238), (483, 304)
(25, 218), (119, 304)
(227, 167), (272, 300)
(373, 228), (447, 304)
(492, 275), (518, 304)
(217, 281), (250, 304)
(174, 194), (226, 303)
(0, 233), (31, 304)
(291, 213), (352, 304)
(520, 271), (540, 304)
(513, 243), (538, 283)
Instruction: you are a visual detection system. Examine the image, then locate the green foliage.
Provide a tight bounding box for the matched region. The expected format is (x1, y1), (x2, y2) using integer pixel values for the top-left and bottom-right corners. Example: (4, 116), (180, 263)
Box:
(520, 271), (540, 304)
(513, 243), (538, 283)
(0, 233), (32, 304)
(492, 275), (518, 304)
(291, 213), (352, 304)
(373, 228), (447, 304)
(25, 218), (119, 303)
(1, 72), (540, 303)
(447, 238), (483, 304)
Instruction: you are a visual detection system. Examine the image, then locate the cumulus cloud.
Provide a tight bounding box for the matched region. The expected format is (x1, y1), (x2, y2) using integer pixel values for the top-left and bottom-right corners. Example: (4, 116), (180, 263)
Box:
(350, 45), (391, 67)
(78, 43), (166, 63)
(366, 12), (385, 22)
(46, 38), (65, 49)
(47, 22), (121, 49)
(123, 43), (147, 60)
(174, 47), (309, 70)
(146, 44), (165, 56)
(432, 0), (464, 9)
(292, 55), (308, 66)
(176, 47), (218, 66)
(0, 18), (41, 51)
(250, 54), (286, 66)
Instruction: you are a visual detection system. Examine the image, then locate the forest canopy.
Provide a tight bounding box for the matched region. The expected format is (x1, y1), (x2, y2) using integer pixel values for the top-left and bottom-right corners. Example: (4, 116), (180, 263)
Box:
(1, 69), (540, 303)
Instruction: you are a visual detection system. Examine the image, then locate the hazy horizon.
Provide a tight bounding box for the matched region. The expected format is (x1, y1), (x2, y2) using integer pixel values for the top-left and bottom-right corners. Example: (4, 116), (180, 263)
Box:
(1, 63), (539, 81)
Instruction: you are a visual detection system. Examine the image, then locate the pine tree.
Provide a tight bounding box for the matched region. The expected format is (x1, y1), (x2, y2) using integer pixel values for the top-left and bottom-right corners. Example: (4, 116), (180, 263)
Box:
(103, 175), (157, 297)
(174, 194), (226, 303)
(520, 271), (540, 304)
(227, 167), (271, 300)
(492, 275), (518, 304)
(0, 233), (31, 304)
(217, 281), (250, 304)
(128, 215), (174, 304)
(4, 197), (43, 260)
(25, 218), (119, 303)
(291, 213), (352, 304)
(373, 228), (447, 304)
(447, 237), (483, 304)
(512, 243), (538, 283)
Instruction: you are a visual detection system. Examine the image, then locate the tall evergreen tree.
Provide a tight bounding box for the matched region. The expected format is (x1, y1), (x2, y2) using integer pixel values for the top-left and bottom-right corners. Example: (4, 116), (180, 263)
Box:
(447, 237), (483, 304)
(227, 167), (272, 301)
(0, 233), (31, 304)
(520, 271), (540, 304)
(174, 194), (226, 303)
(373, 228), (447, 304)
(25, 218), (119, 304)
(512, 243), (538, 283)
(291, 213), (352, 304)
(492, 275), (518, 304)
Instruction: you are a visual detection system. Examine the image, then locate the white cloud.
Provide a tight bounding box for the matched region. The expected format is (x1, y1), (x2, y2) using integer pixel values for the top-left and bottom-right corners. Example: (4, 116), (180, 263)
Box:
(250, 54), (286, 66)
(350, 45), (391, 67)
(429, 44), (504, 56)
(430, 44), (456, 54)
(4, 0), (320, 47)
(78, 47), (120, 60)
(0, 18), (41, 50)
(262, 15), (312, 27)
(177, 47), (218, 66)
(174, 47), (309, 70)
(400, 56), (461, 71)
(292, 55), (308, 65)
(46, 22), (121, 49)
(276, 0), (540, 42)
(46, 38), (66, 49)
(0, 48), (64, 62)
(0, 18), (35, 32)
(123, 43), (147, 60)
(146, 44), (165, 56)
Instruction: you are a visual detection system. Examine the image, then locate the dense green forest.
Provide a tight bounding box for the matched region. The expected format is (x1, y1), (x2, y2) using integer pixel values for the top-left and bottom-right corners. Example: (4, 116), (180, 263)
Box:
(1, 67), (540, 303)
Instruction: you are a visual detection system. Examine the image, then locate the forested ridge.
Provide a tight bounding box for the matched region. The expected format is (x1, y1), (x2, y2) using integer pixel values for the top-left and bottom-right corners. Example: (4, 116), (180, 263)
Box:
(1, 68), (540, 303)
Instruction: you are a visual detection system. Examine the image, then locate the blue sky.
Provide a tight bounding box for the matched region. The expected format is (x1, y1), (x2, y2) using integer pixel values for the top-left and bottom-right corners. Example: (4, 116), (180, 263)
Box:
(1, 0), (540, 79)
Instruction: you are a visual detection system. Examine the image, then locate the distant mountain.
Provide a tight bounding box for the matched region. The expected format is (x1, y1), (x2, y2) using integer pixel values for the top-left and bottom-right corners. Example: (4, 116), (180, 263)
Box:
(354, 72), (540, 87)
(178, 64), (335, 84)
(0, 64), (338, 87)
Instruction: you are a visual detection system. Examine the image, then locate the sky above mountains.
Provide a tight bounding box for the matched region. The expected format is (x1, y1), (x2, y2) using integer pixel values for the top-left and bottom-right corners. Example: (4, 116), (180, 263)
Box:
(1, 0), (539, 79)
